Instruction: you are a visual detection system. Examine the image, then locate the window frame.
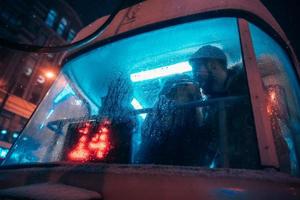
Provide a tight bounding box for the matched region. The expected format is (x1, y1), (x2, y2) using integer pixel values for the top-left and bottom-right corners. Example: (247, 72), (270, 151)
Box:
(238, 18), (279, 168)
(63, 16), (279, 169)
(5, 10), (298, 170)
(63, 16), (299, 170)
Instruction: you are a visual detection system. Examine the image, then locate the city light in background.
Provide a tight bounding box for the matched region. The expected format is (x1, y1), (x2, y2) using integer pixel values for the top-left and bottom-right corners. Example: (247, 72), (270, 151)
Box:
(45, 71), (56, 79)
(12, 133), (19, 139)
(0, 147), (9, 159)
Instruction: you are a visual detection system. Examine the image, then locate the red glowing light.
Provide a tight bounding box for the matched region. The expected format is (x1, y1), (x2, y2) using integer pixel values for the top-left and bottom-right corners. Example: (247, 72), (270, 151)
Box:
(79, 128), (89, 134)
(266, 88), (280, 117)
(270, 91), (276, 102)
(78, 123), (91, 135)
(92, 134), (99, 142)
(267, 104), (272, 115)
(68, 120), (112, 162)
(99, 142), (106, 150)
(101, 127), (108, 133)
(78, 142), (85, 148)
(79, 136), (88, 142)
(96, 151), (104, 159)
(68, 148), (89, 161)
(89, 142), (98, 150)
(100, 134), (108, 141)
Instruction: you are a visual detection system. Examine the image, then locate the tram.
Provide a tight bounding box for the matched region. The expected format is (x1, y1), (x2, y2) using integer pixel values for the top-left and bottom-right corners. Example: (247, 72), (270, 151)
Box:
(0, 0), (300, 199)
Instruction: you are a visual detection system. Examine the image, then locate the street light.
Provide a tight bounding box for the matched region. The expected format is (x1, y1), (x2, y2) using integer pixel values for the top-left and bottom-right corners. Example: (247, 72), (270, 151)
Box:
(44, 71), (56, 79)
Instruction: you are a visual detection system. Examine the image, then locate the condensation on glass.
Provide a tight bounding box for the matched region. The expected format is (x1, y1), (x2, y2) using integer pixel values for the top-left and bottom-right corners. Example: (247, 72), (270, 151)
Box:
(250, 24), (300, 175)
(4, 18), (260, 170)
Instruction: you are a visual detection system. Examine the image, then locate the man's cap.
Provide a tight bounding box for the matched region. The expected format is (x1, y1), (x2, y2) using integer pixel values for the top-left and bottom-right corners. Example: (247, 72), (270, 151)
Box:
(189, 45), (227, 63)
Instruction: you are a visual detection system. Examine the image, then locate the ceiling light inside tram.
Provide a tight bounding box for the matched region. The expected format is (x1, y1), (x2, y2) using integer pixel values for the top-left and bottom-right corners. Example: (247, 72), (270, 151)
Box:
(130, 62), (192, 82)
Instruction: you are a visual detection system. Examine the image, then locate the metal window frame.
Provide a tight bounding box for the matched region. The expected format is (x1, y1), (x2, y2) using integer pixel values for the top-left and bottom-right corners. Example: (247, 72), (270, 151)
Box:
(238, 18), (279, 168)
(3, 11), (285, 168)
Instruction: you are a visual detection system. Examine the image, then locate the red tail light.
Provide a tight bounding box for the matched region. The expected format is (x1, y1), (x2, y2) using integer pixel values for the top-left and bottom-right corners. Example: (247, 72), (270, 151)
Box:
(68, 120), (112, 162)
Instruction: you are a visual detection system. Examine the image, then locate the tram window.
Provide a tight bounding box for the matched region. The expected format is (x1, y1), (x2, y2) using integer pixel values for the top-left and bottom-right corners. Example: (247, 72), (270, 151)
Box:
(4, 18), (260, 170)
(249, 24), (300, 175)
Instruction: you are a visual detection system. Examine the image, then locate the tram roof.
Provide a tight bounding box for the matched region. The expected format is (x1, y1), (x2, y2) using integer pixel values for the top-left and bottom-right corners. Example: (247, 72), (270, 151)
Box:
(70, 0), (298, 67)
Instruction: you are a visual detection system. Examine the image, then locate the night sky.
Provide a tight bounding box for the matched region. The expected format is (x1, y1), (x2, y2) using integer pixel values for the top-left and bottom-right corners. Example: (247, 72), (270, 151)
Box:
(65, 0), (143, 25)
(261, 0), (300, 59)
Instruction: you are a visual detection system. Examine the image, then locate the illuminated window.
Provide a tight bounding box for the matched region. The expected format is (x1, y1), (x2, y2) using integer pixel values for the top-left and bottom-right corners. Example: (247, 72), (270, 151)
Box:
(57, 18), (68, 36)
(45, 9), (57, 27)
(67, 29), (76, 42)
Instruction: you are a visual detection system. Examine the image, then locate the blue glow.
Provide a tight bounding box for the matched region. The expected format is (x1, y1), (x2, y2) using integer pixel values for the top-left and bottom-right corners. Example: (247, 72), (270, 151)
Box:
(12, 133), (19, 139)
(130, 62), (192, 82)
(131, 98), (147, 119)
(53, 84), (75, 104)
(39, 109), (55, 130)
(209, 159), (216, 169)
(1, 130), (7, 135)
(39, 123), (45, 130)
(0, 147), (9, 158)
(216, 187), (245, 198)
(46, 109), (54, 120)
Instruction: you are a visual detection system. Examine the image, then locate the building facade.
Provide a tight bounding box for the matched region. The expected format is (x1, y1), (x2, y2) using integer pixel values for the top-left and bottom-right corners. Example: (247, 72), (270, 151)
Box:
(0, 0), (83, 145)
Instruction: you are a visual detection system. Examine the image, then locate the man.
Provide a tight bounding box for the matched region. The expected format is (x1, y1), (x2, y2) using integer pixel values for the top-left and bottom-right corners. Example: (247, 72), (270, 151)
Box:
(188, 45), (260, 169)
(189, 45), (247, 97)
(138, 46), (236, 166)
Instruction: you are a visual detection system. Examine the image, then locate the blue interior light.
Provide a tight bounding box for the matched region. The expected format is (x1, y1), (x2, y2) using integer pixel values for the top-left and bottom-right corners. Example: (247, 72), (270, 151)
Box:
(130, 62), (192, 82)
(1, 130), (7, 135)
(53, 84), (75, 104)
(131, 98), (147, 119)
